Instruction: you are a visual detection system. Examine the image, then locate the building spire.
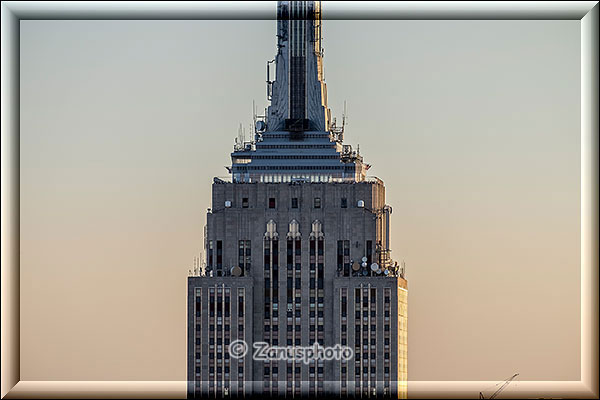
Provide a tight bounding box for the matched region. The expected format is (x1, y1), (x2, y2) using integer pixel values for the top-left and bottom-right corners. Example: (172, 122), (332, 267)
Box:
(230, 1), (367, 184)
(266, 1), (331, 134)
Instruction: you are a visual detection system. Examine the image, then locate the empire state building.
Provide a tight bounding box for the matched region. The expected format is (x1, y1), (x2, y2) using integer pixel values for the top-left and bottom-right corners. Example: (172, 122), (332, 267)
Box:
(188, 2), (408, 398)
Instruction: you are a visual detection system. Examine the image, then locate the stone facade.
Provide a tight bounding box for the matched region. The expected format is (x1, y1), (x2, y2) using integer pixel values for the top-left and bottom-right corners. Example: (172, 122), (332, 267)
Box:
(187, 180), (407, 398)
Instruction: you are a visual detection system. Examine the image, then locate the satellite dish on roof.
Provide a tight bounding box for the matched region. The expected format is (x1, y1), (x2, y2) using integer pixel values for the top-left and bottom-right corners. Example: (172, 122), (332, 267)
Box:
(230, 266), (242, 277)
(370, 263), (378, 271)
(352, 261), (360, 271)
(383, 269), (390, 276)
(361, 257), (367, 262)
(256, 120), (266, 132)
(376, 268), (382, 274)
(362, 269), (368, 276)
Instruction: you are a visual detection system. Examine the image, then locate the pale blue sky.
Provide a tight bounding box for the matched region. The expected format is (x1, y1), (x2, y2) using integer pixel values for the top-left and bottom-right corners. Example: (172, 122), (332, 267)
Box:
(20, 18), (580, 382)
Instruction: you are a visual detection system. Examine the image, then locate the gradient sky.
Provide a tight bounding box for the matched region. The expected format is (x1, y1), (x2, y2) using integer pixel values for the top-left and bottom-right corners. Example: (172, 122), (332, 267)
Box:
(20, 17), (580, 382)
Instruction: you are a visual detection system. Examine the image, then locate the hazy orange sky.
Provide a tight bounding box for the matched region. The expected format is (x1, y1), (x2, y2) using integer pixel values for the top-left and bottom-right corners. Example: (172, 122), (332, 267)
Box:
(20, 18), (580, 382)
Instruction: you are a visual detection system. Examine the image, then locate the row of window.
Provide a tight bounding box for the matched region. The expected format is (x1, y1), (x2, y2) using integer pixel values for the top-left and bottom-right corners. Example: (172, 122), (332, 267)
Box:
(234, 165), (354, 171)
(209, 288), (231, 389)
(234, 155), (340, 161)
(309, 237), (325, 390)
(263, 237), (279, 392)
(255, 144), (336, 149)
(262, 365), (324, 375)
(234, 174), (358, 184)
(258, 133), (329, 139)
(194, 287), (202, 397)
(383, 287), (392, 394)
(208, 238), (375, 278)
(239, 196), (348, 209)
(340, 288), (349, 385)
(194, 286), (246, 398)
(355, 287), (377, 390)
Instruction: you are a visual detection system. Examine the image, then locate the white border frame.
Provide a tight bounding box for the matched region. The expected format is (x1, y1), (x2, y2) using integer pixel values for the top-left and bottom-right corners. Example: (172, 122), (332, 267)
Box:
(2, 1), (597, 398)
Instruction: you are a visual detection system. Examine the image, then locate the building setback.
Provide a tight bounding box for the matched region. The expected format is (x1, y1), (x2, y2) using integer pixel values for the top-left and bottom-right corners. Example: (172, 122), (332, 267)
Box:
(188, 1), (407, 398)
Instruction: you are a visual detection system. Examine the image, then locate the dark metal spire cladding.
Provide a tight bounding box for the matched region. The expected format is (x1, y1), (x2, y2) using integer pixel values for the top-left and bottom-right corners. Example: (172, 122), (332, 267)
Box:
(268, 1), (330, 134)
(229, 1), (367, 184)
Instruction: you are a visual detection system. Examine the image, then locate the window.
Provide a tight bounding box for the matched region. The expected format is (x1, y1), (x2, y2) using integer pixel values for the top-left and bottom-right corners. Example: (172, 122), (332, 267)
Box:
(238, 240), (251, 275)
(238, 294), (244, 317)
(291, 197), (298, 208)
(216, 241), (223, 273)
(341, 197), (347, 208)
(269, 198), (276, 208)
(242, 197), (249, 208)
(208, 240), (213, 268)
(314, 197), (321, 208)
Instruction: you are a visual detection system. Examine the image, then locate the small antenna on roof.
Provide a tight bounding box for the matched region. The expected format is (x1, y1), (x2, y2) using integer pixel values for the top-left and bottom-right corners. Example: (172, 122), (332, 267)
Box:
(238, 123), (243, 144)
